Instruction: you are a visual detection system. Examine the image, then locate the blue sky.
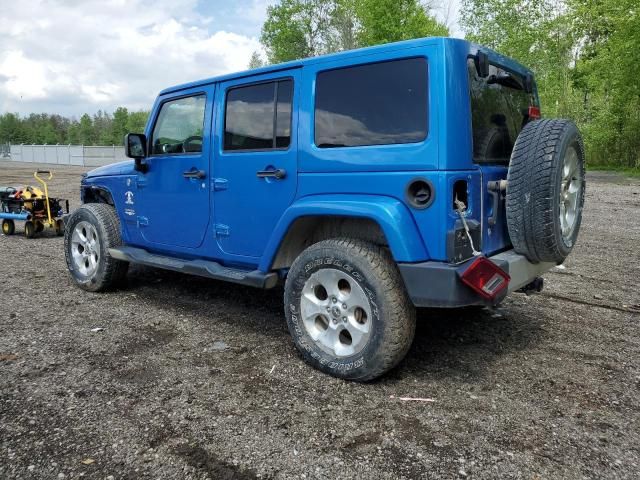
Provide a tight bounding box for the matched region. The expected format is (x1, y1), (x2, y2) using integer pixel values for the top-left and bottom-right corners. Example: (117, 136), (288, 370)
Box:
(0, 0), (460, 117)
(195, 0), (276, 38)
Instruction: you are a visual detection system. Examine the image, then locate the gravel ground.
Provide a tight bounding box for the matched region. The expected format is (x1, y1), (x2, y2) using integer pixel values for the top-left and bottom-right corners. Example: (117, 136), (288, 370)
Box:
(1, 161), (639, 479)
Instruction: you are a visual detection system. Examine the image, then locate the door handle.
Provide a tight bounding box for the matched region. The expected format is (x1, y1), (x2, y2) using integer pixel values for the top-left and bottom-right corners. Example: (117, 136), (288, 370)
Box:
(257, 168), (286, 180)
(183, 169), (206, 179)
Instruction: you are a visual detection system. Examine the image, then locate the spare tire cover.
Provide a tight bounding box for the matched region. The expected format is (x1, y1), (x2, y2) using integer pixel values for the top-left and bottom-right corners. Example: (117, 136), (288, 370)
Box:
(506, 119), (585, 264)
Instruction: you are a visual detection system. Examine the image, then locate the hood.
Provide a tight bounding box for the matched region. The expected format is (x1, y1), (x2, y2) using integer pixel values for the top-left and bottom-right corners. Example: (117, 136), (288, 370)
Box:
(85, 160), (135, 178)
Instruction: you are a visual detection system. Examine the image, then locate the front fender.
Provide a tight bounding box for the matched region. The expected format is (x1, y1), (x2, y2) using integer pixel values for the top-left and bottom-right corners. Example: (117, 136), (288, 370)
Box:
(259, 194), (429, 271)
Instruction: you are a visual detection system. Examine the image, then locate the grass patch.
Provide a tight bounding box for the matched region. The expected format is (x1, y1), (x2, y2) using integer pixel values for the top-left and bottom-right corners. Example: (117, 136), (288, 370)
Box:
(587, 165), (640, 177)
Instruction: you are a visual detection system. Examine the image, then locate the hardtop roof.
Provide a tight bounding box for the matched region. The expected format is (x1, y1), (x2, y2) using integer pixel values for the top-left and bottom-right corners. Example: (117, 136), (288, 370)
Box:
(158, 37), (532, 96)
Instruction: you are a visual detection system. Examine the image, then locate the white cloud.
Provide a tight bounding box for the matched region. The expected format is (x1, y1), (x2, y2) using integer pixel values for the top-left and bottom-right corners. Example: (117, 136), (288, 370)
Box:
(0, 0), (262, 116)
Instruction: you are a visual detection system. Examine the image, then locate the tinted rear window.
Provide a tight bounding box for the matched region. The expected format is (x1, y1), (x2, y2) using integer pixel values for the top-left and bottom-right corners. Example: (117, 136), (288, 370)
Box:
(467, 58), (533, 163)
(315, 58), (428, 148)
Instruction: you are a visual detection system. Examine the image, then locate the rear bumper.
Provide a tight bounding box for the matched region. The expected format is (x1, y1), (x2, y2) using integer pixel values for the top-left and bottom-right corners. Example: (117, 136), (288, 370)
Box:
(398, 250), (555, 308)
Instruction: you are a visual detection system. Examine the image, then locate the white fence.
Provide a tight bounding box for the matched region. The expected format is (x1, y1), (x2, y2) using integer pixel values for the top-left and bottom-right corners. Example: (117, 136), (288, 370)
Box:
(6, 144), (126, 167)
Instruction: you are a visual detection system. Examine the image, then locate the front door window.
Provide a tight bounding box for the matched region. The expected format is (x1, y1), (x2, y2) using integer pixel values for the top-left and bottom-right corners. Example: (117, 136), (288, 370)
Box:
(151, 95), (206, 155)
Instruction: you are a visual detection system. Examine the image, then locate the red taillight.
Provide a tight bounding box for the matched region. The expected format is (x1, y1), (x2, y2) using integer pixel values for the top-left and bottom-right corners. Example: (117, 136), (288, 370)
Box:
(528, 106), (541, 120)
(459, 257), (510, 300)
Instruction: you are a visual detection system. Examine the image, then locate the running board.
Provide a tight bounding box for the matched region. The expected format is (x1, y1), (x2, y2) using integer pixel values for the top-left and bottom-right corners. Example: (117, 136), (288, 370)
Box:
(108, 246), (278, 289)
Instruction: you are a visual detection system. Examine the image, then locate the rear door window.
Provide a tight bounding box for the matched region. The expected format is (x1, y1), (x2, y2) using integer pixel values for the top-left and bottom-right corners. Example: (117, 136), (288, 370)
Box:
(224, 79), (293, 151)
(314, 58), (428, 148)
(467, 59), (533, 163)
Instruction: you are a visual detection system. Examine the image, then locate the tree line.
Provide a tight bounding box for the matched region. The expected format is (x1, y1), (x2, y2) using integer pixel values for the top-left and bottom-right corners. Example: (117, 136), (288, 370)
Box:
(252, 0), (638, 168)
(251, 0), (448, 67)
(2, 0), (637, 168)
(461, 0), (639, 168)
(0, 108), (149, 146)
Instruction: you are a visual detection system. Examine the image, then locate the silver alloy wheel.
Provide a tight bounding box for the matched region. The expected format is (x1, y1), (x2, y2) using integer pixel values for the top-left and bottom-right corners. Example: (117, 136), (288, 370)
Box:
(71, 221), (100, 277)
(300, 268), (373, 357)
(559, 146), (582, 242)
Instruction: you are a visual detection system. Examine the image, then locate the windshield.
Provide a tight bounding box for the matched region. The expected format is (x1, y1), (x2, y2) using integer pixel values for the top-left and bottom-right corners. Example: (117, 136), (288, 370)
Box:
(467, 58), (536, 164)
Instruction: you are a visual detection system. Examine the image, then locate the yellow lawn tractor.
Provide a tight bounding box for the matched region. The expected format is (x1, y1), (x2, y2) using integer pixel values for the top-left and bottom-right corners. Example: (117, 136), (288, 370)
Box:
(0, 170), (69, 238)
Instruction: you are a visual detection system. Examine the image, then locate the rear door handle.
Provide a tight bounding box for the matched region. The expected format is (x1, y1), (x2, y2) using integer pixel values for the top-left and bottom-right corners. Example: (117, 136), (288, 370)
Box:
(183, 169), (206, 179)
(257, 168), (286, 180)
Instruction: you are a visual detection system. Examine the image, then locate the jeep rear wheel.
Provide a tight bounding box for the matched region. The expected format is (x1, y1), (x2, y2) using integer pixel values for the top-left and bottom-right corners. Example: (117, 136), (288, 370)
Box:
(64, 203), (129, 292)
(284, 238), (415, 381)
(506, 119), (586, 264)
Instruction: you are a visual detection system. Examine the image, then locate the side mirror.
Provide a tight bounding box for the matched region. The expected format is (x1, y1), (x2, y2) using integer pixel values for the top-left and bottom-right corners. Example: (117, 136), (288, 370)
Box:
(124, 133), (148, 173)
(475, 51), (490, 78)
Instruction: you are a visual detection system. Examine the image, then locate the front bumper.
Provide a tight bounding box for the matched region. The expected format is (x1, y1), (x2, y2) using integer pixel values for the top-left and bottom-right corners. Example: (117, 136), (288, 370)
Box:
(398, 250), (555, 308)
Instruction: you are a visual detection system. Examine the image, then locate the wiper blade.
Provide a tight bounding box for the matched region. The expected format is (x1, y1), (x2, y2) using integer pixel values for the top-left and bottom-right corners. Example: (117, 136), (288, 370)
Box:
(487, 73), (524, 90)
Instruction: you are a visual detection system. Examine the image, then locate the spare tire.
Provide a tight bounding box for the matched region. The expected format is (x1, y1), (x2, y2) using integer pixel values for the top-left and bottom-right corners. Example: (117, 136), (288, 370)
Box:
(506, 119), (585, 264)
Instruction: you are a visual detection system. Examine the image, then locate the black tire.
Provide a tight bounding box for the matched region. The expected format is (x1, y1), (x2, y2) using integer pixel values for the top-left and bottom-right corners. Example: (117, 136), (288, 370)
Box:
(506, 119), (585, 264)
(284, 238), (416, 381)
(2, 219), (15, 236)
(55, 219), (64, 236)
(24, 221), (36, 238)
(64, 204), (129, 292)
(476, 125), (510, 162)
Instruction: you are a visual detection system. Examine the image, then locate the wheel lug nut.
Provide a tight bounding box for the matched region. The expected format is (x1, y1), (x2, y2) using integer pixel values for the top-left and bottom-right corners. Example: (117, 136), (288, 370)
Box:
(342, 317), (347, 322)
(332, 297), (337, 303)
(342, 303), (347, 309)
(326, 307), (331, 312)
(332, 318), (338, 324)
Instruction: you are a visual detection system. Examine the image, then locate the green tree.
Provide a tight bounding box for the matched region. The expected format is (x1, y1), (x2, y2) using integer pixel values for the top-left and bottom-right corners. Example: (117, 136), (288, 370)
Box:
(355, 0), (449, 47)
(0, 113), (28, 144)
(461, 0), (640, 168)
(248, 51), (265, 69)
(261, 0), (324, 63)
(93, 110), (113, 145)
(0, 110), (151, 146)
(111, 107), (129, 145)
(78, 114), (95, 145)
(67, 121), (81, 144)
(126, 111), (149, 134)
(461, 0), (574, 118)
(569, 0), (640, 167)
(261, 0), (447, 64)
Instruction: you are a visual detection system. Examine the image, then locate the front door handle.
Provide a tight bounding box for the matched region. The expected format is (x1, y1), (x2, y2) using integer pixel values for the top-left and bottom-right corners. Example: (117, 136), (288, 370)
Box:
(183, 169), (206, 180)
(257, 168), (286, 180)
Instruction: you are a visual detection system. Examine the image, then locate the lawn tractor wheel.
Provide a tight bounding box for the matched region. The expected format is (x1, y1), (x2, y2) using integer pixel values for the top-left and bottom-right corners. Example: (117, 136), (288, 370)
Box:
(55, 219), (64, 236)
(35, 221), (44, 233)
(24, 221), (36, 238)
(2, 219), (15, 236)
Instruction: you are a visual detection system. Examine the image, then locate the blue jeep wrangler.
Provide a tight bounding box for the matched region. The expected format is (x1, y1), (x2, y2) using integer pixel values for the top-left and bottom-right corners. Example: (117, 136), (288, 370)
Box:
(64, 37), (585, 381)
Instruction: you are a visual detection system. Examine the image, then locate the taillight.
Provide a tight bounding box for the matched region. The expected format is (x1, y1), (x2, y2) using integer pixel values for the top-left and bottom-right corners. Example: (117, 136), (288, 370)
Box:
(528, 106), (541, 120)
(458, 257), (510, 300)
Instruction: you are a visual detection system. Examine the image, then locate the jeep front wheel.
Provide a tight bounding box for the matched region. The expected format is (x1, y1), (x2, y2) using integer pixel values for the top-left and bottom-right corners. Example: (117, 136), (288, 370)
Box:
(284, 238), (416, 381)
(64, 203), (129, 292)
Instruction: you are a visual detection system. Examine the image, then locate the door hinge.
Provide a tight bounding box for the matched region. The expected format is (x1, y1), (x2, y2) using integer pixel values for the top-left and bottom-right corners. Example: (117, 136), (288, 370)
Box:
(214, 223), (230, 236)
(212, 178), (228, 191)
(137, 216), (149, 227)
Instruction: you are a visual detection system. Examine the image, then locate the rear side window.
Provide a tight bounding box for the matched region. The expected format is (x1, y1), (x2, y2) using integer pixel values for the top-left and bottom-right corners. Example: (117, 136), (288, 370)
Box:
(151, 95), (206, 155)
(315, 58), (428, 148)
(467, 58), (533, 163)
(224, 79), (293, 151)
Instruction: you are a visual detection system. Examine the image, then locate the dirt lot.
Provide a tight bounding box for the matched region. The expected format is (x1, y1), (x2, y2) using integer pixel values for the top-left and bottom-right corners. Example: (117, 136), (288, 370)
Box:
(1, 160), (639, 479)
